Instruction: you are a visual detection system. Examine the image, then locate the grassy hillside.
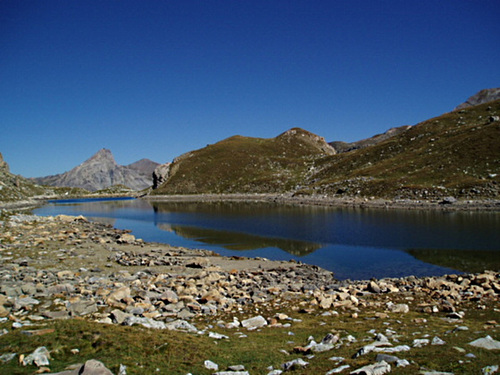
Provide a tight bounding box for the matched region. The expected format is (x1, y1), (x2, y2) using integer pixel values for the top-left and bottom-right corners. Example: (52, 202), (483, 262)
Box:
(152, 128), (335, 195)
(301, 99), (500, 199)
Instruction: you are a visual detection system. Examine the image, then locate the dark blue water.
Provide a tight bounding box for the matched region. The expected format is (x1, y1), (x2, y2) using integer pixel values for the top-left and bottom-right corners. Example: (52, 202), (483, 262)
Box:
(33, 198), (500, 280)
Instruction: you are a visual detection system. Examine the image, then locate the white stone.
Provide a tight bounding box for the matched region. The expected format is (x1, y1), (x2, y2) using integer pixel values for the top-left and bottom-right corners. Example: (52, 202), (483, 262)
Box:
(241, 315), (267, 329)
(282, 358), (308, 371)
(431, 336), (446, 345)
(209, 331), (229, 339)
(469, 335), (500, 350)
(350, 360), (391, 375)
(204, 360), (219, 371)
(413, 338), (430, 347)
(326, 365), (351, 374)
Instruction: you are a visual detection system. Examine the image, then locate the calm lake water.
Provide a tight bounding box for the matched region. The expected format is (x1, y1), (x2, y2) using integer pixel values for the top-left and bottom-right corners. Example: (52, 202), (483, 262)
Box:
(33, 198), (500, 280)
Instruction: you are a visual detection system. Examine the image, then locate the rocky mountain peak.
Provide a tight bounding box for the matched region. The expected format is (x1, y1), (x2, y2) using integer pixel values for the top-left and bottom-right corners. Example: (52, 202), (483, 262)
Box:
(454, 87), (500, 110)
(86, 148), (117, 166)
(33, 149), (159, 192)
(277, 127), (336, 155)
(0, 152), (9, 172)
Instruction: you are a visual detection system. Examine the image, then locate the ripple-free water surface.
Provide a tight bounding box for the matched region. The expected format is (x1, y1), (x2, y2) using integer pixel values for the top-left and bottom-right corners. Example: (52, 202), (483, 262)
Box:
(34, 198), (500, 280)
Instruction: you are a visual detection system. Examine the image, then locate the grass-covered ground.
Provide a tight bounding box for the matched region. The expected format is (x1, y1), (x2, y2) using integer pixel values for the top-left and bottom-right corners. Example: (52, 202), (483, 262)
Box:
(1, 293), (498, 374)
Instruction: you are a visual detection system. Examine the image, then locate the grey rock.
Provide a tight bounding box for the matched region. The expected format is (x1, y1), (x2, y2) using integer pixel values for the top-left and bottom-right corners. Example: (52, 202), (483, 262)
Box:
(350, 360), (391, 375)
(368, 280), (381, 293)
(42, 310), (70, 320)
(228, 365), (246, 371)
(431, 336), (446, 345)
(375, 354), (400, 363)
(204, 359), (219, 371)
(164, 319), (198, 332)
(468, 335), (500, 350)
(68, 300), (98, 316)
(241, 315), (267, 329)
(0, 353), (16, 363)
(22, 346), (50, 366)
(413, 338), (430, 347)
(46, 359), (114, 375)
(48, 283), (75, 295)
(111, 309), (132, 324)
(14, 296), (40, 310)
(282, 358), (309, 371)
(326, 365), (351, 374)
(123, 316), (166, 330)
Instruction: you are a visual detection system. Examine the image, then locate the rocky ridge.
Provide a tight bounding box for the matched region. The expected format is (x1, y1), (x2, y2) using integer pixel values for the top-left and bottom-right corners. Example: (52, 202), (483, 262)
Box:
(329, 125), (412, 154)
(33, 149), (159, 192)
(454, 87), (500, 111)
(0, 214), (498, 374)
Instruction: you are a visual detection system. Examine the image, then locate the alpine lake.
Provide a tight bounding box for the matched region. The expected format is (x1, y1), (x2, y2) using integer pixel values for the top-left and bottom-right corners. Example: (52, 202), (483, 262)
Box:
(33, 197), (500, 280)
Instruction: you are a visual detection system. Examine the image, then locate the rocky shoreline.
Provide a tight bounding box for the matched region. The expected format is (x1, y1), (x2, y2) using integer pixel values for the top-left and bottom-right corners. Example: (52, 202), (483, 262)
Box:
(144, 193), (500, 211)
(0, 213), (499, 374)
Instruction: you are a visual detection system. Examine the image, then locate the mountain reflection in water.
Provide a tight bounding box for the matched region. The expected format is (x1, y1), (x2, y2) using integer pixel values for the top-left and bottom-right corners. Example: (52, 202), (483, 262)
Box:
(33, 198), (500, 280)
(164, 225), (322, 255)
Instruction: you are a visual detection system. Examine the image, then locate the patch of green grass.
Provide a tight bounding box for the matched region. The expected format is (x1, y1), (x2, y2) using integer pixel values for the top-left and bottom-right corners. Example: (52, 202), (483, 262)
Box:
(1, 297), (498, 374)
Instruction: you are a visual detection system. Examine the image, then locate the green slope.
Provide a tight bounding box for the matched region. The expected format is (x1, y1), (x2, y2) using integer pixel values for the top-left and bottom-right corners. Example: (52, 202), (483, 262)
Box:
(303, 99), (500, 199)
(152, 128), (335, 195)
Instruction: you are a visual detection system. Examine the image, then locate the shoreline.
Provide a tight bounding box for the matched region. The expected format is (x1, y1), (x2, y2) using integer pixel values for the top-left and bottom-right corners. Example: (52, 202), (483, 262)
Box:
(144, 193), (500, 211)
(2, 193), (500, 212)
(1, 213), (499, 374)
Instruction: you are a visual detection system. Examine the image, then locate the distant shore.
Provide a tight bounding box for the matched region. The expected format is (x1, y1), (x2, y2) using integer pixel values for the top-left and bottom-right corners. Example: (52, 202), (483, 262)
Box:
(2, 192), (500, 212)
(144, 193), (500, 211)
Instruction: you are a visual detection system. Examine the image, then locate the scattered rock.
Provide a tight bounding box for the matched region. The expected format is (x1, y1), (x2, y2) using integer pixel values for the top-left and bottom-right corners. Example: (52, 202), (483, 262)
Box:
(22, 346), (51, 367)
(241, 315), (267, 330)
(468, 335), (500, 350)
(46, 359), (114, 374)
(350, 360), (391, 375)
(204, 359), (219, 371)
(282, 358), (309, 371)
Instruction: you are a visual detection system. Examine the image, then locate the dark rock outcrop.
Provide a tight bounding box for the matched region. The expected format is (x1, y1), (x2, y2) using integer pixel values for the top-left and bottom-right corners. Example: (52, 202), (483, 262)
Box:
(152, 163), (172, 189)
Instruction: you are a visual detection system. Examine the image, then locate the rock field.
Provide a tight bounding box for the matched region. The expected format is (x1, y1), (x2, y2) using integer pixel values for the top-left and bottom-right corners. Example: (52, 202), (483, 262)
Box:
(0, 213), (498, 374)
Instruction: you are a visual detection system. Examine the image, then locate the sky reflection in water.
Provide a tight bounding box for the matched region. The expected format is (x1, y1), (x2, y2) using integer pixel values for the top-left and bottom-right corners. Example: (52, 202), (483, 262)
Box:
(34, 198), (500, 280)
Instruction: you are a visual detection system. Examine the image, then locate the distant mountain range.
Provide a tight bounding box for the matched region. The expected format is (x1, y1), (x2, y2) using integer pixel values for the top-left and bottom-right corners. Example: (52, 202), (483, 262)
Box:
(32, 149), (159, 192)
(2, 88), (499, 203)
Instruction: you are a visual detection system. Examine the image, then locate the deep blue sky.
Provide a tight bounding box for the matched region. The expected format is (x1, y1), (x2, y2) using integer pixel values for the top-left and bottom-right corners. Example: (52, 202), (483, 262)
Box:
(1, 1), (499, 177)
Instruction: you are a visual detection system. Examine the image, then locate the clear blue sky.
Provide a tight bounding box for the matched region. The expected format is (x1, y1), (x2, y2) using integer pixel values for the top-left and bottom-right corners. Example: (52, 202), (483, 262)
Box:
(1, 1), (499, 177)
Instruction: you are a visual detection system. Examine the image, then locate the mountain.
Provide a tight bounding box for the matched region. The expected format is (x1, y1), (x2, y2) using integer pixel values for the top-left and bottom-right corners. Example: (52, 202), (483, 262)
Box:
(330, 125), (412, 153)
(34, 149), (159, 191)
(301, 99), (500, 199)
(151, 128), (335, 195)
(454, 88), (500, 111)
(151, 98), (500, 200)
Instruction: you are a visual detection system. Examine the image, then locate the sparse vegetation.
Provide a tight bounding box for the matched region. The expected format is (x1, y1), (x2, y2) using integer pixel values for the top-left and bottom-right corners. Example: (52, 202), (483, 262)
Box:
(151, 100), (500, 201)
